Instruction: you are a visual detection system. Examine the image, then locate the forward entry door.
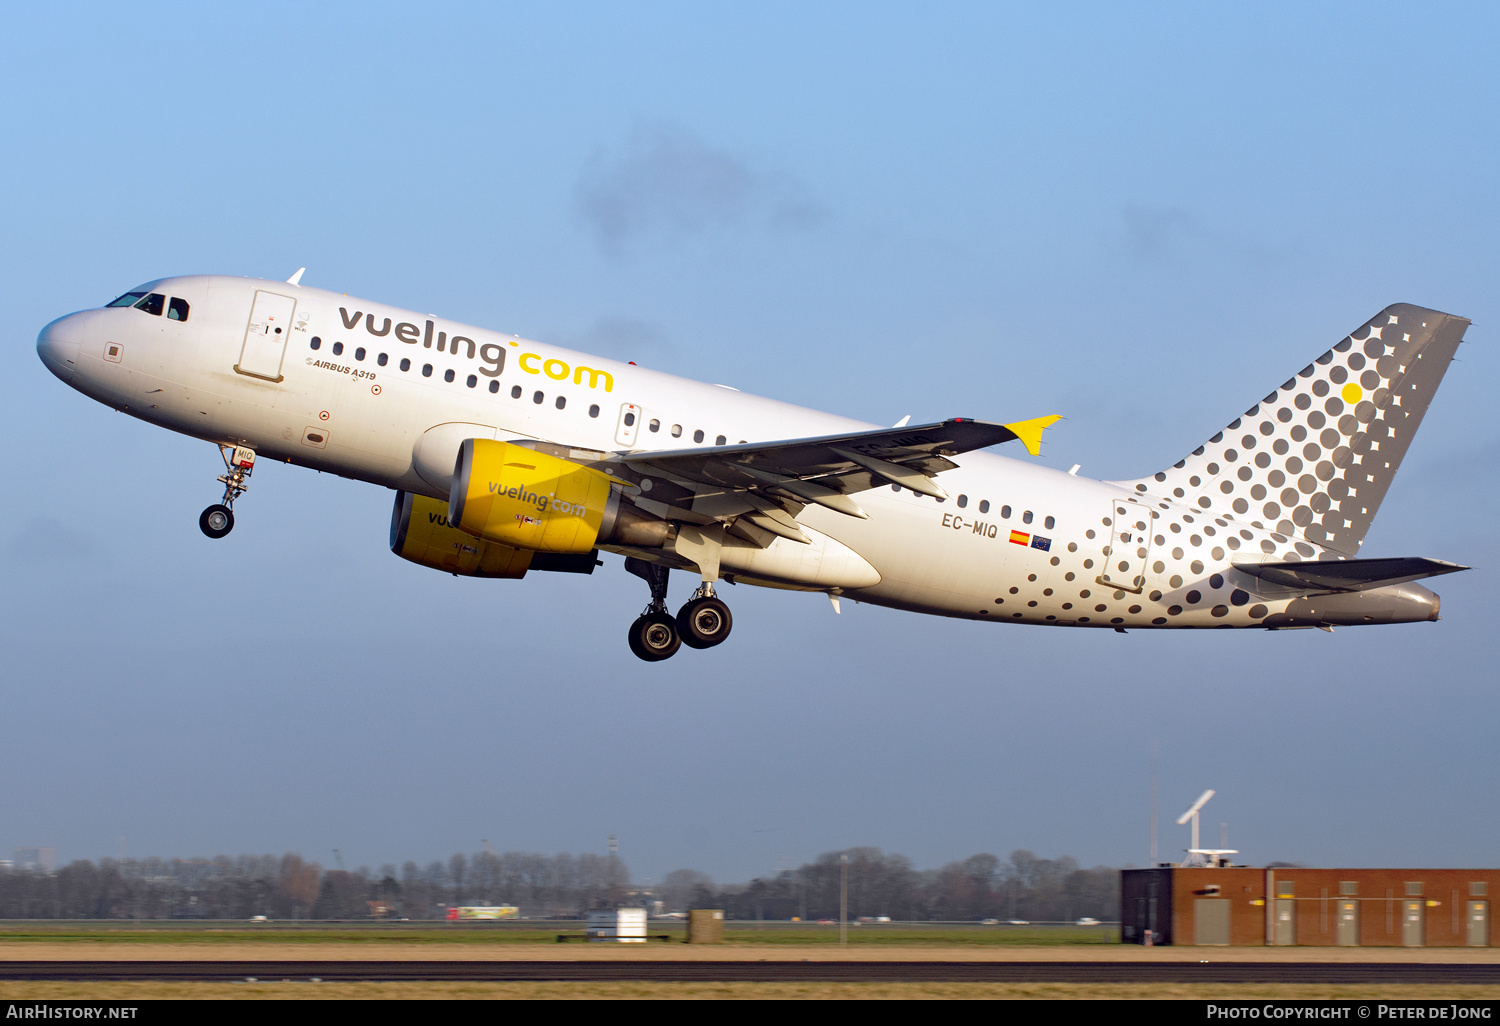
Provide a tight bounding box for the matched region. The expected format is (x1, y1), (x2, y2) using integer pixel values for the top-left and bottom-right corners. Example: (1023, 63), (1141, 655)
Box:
(1100, 499), (1157, 593)
(236, 290), (297, 381)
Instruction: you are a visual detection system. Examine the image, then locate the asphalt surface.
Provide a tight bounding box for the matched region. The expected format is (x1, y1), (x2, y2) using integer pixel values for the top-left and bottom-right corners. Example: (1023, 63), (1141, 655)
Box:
(1, 961), (1497, 983)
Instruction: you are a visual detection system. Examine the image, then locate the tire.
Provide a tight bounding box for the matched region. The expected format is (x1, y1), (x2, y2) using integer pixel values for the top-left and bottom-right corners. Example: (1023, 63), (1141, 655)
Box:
(628, 613), (681, 662)
(199, 504), (235, 539)
(676, 596), (733, 649)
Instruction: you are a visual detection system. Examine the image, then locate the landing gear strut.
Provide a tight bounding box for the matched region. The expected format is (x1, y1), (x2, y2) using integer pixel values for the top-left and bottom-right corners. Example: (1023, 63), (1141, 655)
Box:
(625, 557), (680, 661)
(200, 444), (255, 540)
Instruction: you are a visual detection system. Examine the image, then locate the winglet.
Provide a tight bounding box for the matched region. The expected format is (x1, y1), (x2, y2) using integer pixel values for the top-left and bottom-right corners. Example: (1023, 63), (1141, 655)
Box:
(1002, 415), (1062, 456)
(286, 267), (306, 286)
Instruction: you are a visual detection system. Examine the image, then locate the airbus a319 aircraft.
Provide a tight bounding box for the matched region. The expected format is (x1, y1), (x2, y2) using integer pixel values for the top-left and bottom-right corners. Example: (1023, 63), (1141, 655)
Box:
(37, 273), (1469, 660)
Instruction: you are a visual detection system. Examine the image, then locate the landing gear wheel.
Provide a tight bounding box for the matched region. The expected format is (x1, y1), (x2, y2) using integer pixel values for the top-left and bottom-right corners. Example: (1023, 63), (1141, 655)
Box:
(199, 504), (235, 539)
(628, 613), (681, 662)
(676, 596), (733, 649)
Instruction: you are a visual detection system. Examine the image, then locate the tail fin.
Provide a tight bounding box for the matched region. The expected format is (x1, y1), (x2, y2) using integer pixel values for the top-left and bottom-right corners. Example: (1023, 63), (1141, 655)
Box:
(1119, 304), (1469, 556)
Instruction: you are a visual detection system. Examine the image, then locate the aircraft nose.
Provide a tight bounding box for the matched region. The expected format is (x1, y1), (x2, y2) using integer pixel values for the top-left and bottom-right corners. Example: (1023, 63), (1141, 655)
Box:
(37, 314), (84, 384)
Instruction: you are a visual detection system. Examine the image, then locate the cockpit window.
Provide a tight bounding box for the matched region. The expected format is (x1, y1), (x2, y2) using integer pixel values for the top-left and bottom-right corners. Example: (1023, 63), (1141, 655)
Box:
(107, 291), (148, 308)
(168, 297), (189, 321)
(134, 293), (165, 316)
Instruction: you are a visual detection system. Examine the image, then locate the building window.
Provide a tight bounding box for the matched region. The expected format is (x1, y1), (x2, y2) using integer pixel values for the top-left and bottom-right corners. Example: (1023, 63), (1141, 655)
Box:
(1340, 881), (1358, 895)
(1471, 882), (1488, 896)
(1405, 882), (1424, 896)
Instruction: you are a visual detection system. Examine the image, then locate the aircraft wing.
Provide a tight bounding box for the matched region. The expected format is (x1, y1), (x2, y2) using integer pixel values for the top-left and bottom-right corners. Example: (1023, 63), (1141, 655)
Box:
(604, 416), (1059, 534)
(1233, 557), (1469, 592)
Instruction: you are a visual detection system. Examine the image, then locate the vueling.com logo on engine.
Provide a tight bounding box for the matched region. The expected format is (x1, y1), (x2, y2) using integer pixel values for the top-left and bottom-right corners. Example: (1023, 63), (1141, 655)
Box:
(488, 482), (590, 517)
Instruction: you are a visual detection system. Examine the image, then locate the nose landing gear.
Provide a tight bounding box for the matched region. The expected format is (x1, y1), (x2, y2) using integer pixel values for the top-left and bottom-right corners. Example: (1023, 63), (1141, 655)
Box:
(200, 444), (255, 539)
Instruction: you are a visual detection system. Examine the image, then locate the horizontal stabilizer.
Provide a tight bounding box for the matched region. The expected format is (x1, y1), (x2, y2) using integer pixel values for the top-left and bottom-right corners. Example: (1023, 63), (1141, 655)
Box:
(1234, 556), (1469, 592)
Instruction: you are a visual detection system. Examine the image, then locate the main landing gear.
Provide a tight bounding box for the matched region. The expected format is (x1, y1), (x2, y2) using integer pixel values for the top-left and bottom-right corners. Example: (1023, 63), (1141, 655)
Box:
(200, 444), (255, 539)
(624, 557), (733, 662)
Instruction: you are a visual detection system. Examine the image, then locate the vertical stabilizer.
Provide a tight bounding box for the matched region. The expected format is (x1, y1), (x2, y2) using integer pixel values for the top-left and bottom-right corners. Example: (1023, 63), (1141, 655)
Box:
(1117, 304), (1468, 556)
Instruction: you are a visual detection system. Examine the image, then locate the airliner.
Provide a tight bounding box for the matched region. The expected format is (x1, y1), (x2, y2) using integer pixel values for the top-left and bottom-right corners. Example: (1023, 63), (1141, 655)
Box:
(36, 272), (1469, 660)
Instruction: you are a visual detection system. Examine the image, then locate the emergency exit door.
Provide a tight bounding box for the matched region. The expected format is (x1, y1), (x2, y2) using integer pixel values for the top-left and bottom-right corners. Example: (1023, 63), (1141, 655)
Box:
(1100, 499), (1157, 593)
(1336, 899), (1360, 945)
(236, 290), (297, 381)
(1469, 901), (1489, 946)
(1402, 900), (1425, 946)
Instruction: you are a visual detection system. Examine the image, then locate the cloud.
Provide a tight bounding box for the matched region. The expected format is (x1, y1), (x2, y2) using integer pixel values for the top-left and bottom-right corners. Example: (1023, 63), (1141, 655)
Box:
(557, 316), (674, 361)
(6, 516), (98, 565)
(1123, 203), (1199, 260)
(576, 123), (829, 253)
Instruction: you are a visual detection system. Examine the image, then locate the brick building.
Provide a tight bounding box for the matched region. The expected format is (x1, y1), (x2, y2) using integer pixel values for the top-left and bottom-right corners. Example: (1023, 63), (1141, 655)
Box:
(1121, 867), (1495, 946)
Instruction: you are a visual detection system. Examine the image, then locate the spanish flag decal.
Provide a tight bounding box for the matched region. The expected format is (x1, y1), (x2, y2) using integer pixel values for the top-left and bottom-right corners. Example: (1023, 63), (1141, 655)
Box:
(1009, 530), (1030, 546)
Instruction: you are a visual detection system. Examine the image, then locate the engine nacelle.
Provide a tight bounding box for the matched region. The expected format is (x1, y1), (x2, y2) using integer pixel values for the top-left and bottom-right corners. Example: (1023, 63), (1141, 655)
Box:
(391, 491), (598, 577)
(450, 439), (616, 553)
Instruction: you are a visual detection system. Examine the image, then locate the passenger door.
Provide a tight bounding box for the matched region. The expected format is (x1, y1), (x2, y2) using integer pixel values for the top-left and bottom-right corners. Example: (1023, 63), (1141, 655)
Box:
(236, 290), (297, 381)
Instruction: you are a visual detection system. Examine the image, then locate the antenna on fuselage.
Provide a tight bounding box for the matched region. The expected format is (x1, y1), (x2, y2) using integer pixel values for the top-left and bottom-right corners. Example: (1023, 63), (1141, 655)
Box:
(286, 267), (306, 286)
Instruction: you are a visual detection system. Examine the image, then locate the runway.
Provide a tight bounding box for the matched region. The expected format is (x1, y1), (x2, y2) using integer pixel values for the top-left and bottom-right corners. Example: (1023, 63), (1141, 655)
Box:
(1, 961), (1497, 983)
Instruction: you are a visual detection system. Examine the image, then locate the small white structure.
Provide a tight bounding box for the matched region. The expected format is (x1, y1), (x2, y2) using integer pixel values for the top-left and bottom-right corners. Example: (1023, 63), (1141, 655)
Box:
(587, 907), (648, 942)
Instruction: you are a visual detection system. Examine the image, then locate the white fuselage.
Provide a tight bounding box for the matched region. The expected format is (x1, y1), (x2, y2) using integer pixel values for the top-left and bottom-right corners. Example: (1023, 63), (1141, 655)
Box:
(36, 275), (1441, 630)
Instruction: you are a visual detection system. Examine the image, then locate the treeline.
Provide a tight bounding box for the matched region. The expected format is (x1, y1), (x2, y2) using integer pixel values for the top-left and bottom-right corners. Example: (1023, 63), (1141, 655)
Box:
(0, 848), (1118, 921)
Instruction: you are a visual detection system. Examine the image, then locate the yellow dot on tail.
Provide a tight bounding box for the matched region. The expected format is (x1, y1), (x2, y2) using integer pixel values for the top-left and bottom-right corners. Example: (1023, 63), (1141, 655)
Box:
(1341, 383), (1363, 404)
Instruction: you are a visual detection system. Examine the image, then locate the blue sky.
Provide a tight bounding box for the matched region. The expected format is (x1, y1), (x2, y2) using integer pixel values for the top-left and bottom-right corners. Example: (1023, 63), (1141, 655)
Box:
(2, 2), (1496, 884)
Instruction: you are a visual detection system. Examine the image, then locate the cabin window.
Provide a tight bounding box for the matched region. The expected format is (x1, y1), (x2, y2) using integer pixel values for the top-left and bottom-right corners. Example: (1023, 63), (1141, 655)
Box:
(892, 484), (901, 492)
(1044, 515), (1055, 529)
(533, 390), (544, 404)
(399, 358), (411, 372)
(167, 297), (189, 321)
(443, 369), (455, 383)
(133, 293), (165, 316)
(671, 424), (682, 437)
(624, 412), (636, 426)
(489, 380), (499, 393)
(589, 404), (600, 418)
(1022, 510), (1033, 524)
(355, 347), (366, 361)
(512, 385), (522, 398)
(957, 495), (968, 508)
(979, 500), (990, 514)
(377, 353), (388, 366)
(332, 342), (344, 356)
(716, 435), (726, 446)
(466, 374), (477, 388)
(555, 396), (566, 410)
(649, 419), (660, 433)
(1001, 505), (1012, 518)
(309, 337), (321, 350)
(107, 291), (147, 307)
(693, 429), (705, 443)
(422, 364), (432, 377)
